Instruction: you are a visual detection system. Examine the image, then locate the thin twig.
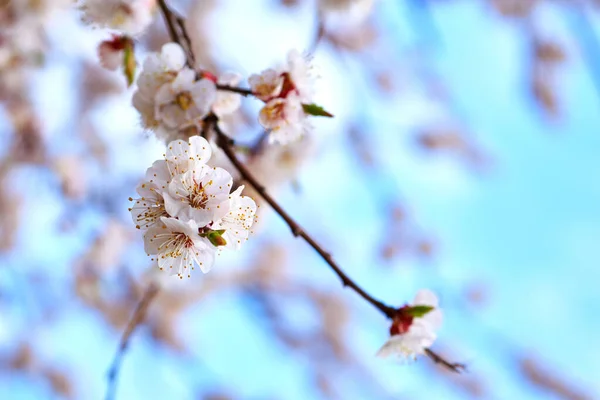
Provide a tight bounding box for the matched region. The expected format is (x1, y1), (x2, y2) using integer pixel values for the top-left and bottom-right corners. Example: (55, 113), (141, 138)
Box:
(215, 84), (253, 96)
(157, 0), (194, 67)
(105, 284), (160, 400)
(425, 349), (466, 373)
(309, 11), (326, 54)
(157, 0), (179, 44)
(174, 15), (196, 66)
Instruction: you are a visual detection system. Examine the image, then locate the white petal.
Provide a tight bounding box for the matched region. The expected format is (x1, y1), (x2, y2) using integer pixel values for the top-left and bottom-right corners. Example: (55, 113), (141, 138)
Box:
(413, 289), (439, 308)
(155, 83), (175, 106)
(422, 308), (443, 332)
(375, 336), (412, 359)
(187, 136), (212, 164)
(144, 225), (168, 255)
(145, 160), (172, 188)
(158, 104), (187, 129)
(162, 191), (185, 219)
(248, 69), (283, 101)
(161, 43), (187, 71)
(376, 333), (429, 360)
(218, 71), (242, 86)
(160, 216), (198, 237)
(171, 68), (196, 92)
(190, 79), (217, 115)
(190, 241), (215, 273)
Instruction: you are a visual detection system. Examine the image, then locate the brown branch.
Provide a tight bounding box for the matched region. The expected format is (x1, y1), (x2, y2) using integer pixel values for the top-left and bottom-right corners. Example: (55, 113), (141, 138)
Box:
(215, 84), (253, 96)
(157, 0), (194, 67)
(105, 283), (160, 400)
(157, 0), (179, 45)
(206, 114), (396, 319)
(174, 14), (196, 66)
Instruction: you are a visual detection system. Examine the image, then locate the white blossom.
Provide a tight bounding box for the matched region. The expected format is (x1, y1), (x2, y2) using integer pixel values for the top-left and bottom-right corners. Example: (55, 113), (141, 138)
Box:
(131, 136), (257, 277)
(285, 50), (315, 103)
(376, 289), (443, 360)
(80, 0), (157, 35)
(164, 136), (213, 174)
(259, 94), (311, 145)
(212, 186), (257, 250)
(144, 217), (215, 277)
(129, 160), (171, 230)
(155, 69), (216, 131)
(249, 68), (283, 102)
(250, 50), (317, 144)
(213, 72), (243, 116)
(133, 43), (187, 130)
(141, 43), (187, 81)
(163, 165), (233, 226)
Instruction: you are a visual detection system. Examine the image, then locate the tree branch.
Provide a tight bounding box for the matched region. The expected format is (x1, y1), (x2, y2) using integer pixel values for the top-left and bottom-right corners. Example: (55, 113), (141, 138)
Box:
(105, 283), (160, 400)
(206, 114), (397, 318)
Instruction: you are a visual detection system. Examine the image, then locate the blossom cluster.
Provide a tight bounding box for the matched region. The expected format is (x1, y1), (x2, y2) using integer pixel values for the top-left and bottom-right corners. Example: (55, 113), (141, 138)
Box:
(127, 42), (323, 146)
(249, 50), (316, 145)
(131, 43), (242, 142)
(129, 136), (257, 278)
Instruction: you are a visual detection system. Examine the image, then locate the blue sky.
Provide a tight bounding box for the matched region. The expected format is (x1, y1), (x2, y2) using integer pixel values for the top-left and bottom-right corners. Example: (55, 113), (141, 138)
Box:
(1, 0), (599, 399)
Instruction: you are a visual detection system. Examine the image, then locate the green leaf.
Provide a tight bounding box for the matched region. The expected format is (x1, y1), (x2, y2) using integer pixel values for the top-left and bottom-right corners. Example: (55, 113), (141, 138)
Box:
(123, 39), (136, 87)
(302, 103), (334, 118)
(404, 305), (434, 318)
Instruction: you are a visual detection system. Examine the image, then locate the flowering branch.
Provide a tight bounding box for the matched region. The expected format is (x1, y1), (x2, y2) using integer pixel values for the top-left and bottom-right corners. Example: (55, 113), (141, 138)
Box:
(152, 0), (463, 373)
(105, 283), (159, 400)
(205, 114), (464, 372)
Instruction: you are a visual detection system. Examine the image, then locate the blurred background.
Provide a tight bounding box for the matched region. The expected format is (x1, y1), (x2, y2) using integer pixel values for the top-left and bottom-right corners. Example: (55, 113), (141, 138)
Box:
(1, 0), (600, 399)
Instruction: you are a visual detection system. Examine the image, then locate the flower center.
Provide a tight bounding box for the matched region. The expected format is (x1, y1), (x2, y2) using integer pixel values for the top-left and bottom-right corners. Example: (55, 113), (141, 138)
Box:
(161, 232), (194, 258)
(263, 101), (285, 123)
(254, 78), (281, 100)
(175, 91), (193, 111)
(189, 179), (210, 209)
(113, 3), (134, 26)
